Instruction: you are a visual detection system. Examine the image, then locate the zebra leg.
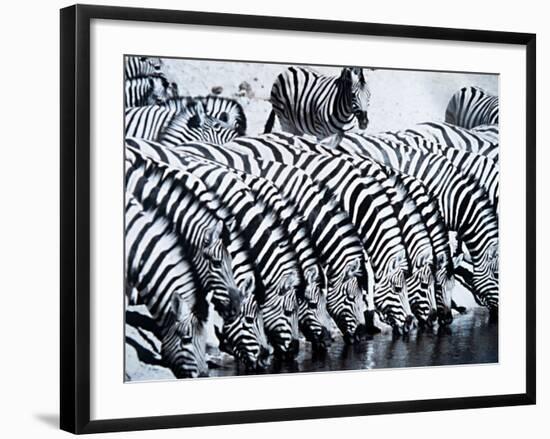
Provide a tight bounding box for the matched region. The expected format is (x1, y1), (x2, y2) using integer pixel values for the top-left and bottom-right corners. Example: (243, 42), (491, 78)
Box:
(451, 299), (467, 314)
(363, 309), (382, 335)
(264, 109), (276, 133)
(319, 131), (344, 148)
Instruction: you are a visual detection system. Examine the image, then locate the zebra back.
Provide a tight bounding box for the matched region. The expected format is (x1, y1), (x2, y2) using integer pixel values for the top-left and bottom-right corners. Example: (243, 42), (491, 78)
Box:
(445, 86), (499, 129)
(166, 141), (370, 340)
(125, 194), (208, 378)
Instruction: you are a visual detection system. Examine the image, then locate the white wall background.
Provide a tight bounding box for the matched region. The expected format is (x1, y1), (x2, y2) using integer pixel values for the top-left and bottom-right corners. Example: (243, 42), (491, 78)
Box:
(0, 0), (546, 437)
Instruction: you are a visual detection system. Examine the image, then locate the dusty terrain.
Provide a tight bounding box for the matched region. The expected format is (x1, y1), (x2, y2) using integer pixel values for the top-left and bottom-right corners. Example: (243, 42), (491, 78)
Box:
(125, 58), (498, 381)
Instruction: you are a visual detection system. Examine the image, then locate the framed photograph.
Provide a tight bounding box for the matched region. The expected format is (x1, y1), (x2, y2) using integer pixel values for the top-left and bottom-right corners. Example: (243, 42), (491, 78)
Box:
(60, 4), (536, 434)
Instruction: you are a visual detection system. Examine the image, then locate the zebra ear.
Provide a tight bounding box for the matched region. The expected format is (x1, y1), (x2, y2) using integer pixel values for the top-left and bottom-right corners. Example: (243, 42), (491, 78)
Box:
(203, 220), (223, 248)
(305, 266), (319, 285)
(240, 274), (255, 298)
(345, 258), (361, 279)
(284, 271), (299, 291)
(340, 67), (352, 84)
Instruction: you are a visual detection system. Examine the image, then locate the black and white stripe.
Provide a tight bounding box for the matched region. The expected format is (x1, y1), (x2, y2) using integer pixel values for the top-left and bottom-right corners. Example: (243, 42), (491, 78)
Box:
(127, 138), (302, 358)
(168, 141), (370, 342)
(336, 133), (499, 313)
(125, 194), (208, 378)
(445, 86), (499, 129)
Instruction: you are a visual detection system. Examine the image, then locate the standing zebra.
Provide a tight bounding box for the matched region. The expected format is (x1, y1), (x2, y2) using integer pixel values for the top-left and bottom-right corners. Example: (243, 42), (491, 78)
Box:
(336, 133), (499, 316)
(168, 141), (371, 343)
(264, 66), (371, 146)
(125, 194), (208, 378)
(445, 86), (499, 129)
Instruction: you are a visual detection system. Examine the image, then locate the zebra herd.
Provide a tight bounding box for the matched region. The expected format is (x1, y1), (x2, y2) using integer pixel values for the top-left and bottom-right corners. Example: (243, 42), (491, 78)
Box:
(124, 56), (499, 378)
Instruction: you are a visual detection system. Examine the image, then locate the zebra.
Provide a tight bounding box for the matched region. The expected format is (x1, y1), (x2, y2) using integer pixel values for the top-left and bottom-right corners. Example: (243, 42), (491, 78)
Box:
(228, 134), (419, 334)
(125, 194), (208, 378)
(125, 74), (171, 108)
(378, 131), (499, 213)
(162, 95), (247, 136)
(125, 148), (245, 321)
(445, 86), (499, 129)
(215, 165), (332, 349)
(283, 134), (440, 326)
(405, 122), (499, 163)
(159, 100), (241, 146)
(214, 275), (272, 372)
(126, 141), (271, 366)
(127, 138), (302, 359)
(336, 133), (499, 316)
(264, 66), (371, 147)
(124, 56), (162, 80)
(165, 141), (371, 343)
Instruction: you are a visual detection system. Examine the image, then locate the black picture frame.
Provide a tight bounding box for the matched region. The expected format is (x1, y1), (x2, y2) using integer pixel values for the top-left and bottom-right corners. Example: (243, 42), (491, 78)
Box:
(60, 4), (536, 434)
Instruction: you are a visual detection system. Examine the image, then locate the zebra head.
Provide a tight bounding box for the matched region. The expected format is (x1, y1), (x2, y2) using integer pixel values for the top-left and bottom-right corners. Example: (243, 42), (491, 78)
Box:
(201, 220), (242, 322)
(146, 75), (171, 105)
(327, 258), (367, 344)
(341, 67), (371, 130)
(473, 242), (499, 311)
(435, 254), (454, 325)
(215, 275), (271, 372)
(161, 295), (208, 378)
(179, 101), (241, 145)
(409, 252), (438, 326)
(298, 266), (332, 350)
(374, 254), (414, 335)
(265, 271), (300, 359)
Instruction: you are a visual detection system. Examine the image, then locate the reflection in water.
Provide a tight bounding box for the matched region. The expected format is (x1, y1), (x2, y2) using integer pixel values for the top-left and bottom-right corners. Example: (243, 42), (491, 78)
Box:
(210, 308), (498, 377)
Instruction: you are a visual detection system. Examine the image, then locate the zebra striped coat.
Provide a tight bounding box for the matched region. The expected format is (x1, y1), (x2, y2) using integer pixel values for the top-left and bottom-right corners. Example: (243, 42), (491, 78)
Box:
(337, 133), (499, 312)
(125, 194), (208, 378)
(265, 66), (371, 145)
(127, 138), (302, 357)
(168, 141), (370, 342)
(445, 86), (499, 129)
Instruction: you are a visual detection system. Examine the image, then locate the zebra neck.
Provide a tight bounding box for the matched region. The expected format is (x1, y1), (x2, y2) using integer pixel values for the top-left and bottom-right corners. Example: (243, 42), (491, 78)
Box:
(333, 77), (354, 121)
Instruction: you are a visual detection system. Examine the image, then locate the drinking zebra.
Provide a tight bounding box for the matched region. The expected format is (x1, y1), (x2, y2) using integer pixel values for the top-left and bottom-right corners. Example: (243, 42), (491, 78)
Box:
(125, 194), (208, 378)
(229, 135), (417, 334)
(445, 86), (499, 129)
(214, 275), (272, 372)
(125, 147), (243, 321)
(128, 138), (302, 359)
(284, 134), (440, 326)
(264, 66), (371, 146)
(336, 133), (499, 316)
(168, 141), (370, 343)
